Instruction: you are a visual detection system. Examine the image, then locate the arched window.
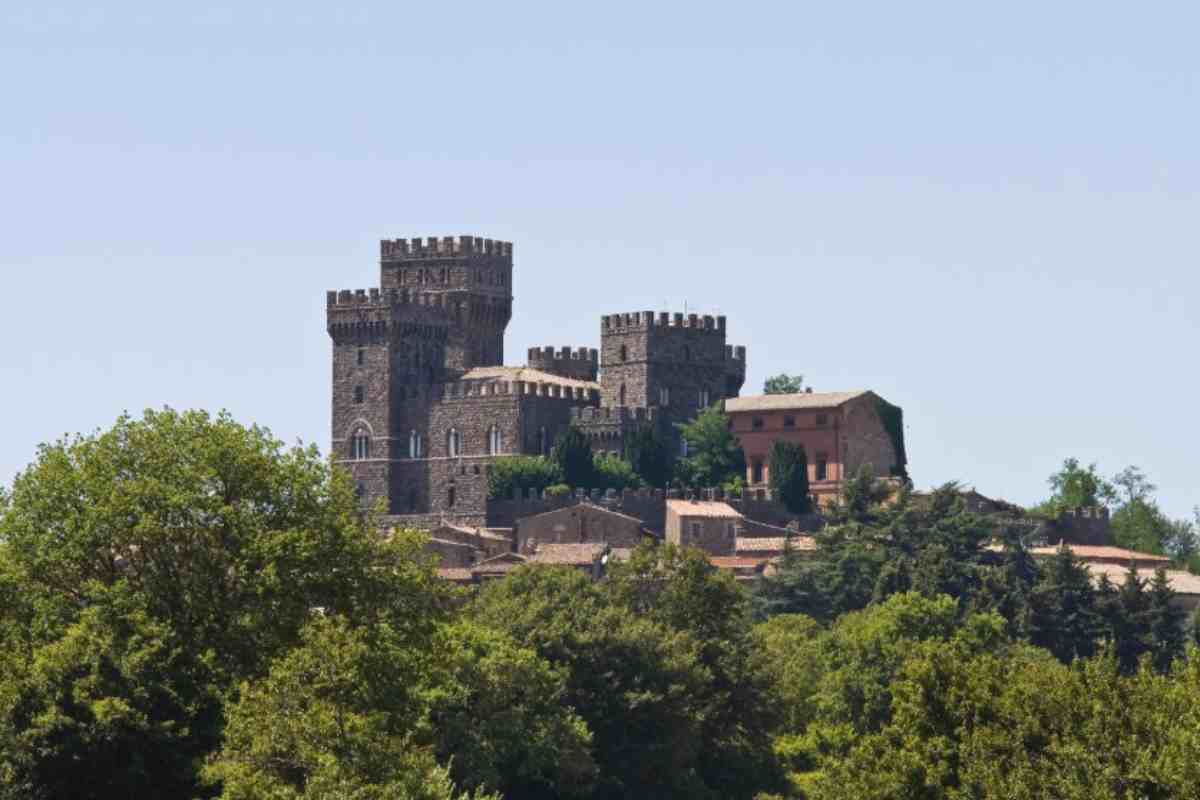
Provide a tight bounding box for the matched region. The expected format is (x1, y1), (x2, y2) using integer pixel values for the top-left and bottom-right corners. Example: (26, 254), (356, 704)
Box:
(680, 437), (689, 458)
(447, 427), (462, 458)
(350, 429), (371, 460)
(659, 386), (670, 407)
(488, 426), (502, 455)
(618, 384), (626, 406)
(409, 430), (423, 459)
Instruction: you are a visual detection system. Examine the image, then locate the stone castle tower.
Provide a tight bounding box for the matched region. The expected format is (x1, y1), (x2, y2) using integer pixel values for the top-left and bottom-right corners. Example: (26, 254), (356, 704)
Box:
(327, 236), (746, 526)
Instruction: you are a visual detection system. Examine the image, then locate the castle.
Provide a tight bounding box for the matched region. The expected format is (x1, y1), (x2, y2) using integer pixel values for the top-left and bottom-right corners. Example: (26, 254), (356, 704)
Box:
(327, 235), (747, 528)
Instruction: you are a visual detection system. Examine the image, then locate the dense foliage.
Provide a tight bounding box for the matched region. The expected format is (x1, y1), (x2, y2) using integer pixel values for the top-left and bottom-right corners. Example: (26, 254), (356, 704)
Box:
(623, 426), (673, 488)
(763, 374), (805, 394)
(768, 441), (810, 514)
(675, 405), (745, 490)
(486, 456), (562, 499)
(2, 410), (1199, 799)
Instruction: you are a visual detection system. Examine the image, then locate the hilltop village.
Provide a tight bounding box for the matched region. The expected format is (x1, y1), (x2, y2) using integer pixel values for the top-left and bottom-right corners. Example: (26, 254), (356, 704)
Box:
(327, 235), (1199, 611)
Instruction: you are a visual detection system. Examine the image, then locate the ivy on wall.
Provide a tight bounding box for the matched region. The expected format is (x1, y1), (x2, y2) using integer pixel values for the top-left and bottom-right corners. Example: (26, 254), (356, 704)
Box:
(874, 397), (909, 481)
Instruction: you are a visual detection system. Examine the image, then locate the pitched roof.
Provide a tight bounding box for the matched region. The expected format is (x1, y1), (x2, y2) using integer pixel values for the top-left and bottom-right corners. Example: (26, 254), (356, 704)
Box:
(724, 390), (870, 413)
(707, 556), (770, 571)
(471, 552), (527, 575)
(666, 499), (743, 519)
(426, 537), (477, 550)
(1083, 563), (1200, 595)
(736, 536), (817, 554)
(436, 567), (474, 582)
(1029, 544), (1170, 563)
(529, 542), (608, 566)
(460, 366), (599, 392)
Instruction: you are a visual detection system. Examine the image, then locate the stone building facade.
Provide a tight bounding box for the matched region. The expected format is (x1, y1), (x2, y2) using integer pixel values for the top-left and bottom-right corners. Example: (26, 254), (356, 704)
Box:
(327, 235), (748, 527)
(725, 390), (907, 507)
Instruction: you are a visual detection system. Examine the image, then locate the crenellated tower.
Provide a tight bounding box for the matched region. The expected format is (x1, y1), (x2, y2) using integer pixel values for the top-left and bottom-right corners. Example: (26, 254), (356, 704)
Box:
(379, 236), (513, 374)
(599, 311), (746, 415)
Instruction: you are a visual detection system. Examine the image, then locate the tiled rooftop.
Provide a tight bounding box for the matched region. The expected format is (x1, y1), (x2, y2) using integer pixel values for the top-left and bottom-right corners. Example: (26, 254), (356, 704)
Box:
(529, 542), (608, 566)
(666, 499), (743, 519)
(460, 365), (599, 391)
(724, 390), (869, 413)
(736, 536), (817, 554)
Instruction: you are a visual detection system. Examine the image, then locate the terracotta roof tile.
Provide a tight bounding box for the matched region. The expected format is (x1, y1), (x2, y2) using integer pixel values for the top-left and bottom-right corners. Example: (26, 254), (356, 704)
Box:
(725, 390), (869, 413)
(1083, 563), (1200, 595)
(1029, 544), (1170, 563)
(666, 499), (743, 519)
(436, 567), (473, 582)
(736, 536), (817, 554)
(708, 556), (769, 570)
(529, 542), (607, 565)
(460, 366), (599, 391)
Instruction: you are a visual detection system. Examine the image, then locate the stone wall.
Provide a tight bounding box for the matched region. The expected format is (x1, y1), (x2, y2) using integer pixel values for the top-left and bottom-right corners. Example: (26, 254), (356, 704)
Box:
(842, 394), (902, 479)
(515, 504), (645, 554)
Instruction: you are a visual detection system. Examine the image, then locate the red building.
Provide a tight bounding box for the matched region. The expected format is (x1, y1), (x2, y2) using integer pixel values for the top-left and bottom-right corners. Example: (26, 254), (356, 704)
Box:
(724, 390), (906, 506)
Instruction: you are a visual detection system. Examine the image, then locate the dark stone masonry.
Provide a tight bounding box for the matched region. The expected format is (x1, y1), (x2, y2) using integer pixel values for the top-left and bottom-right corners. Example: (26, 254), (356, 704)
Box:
(327, 235), (748, 527)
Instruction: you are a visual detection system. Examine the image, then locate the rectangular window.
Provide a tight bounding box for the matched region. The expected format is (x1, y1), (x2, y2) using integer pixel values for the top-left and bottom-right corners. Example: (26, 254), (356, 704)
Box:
(816, 453), (828, 481)
(659, 387), (670, 406)
(353, 386), (364, 404)
(752, 417), (764, 430)
(690, 522), (702, 539)
(816, 413), (828, 427)
(752, 461), (764, 484)
(356, 348), (366, 366)
(783, 415), (795, 429)
(698, 389), (710, 408)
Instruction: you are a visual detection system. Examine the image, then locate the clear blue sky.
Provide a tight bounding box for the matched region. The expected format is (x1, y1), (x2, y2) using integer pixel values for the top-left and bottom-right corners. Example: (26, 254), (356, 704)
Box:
(2, 3), (1197, 520)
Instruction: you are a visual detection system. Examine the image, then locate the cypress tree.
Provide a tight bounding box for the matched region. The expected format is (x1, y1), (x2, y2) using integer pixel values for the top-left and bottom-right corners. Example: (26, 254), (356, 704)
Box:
(768, 441), (811, 514)
(1147, 566), (1186, 673)
(551, 425), (594, 488)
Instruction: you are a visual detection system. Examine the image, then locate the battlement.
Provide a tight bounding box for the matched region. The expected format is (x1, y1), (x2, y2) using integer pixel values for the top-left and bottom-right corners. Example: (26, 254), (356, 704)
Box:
(380, 235), (513, 260)
(429, 378), (600, 404)
(526, 345), (600, 382)
(725, 345), (747, 361)
(600, 311), (727, 334)
(326, 287), (455, 310)
(528, 346), (599, 364)
(571, 406), (658, 423)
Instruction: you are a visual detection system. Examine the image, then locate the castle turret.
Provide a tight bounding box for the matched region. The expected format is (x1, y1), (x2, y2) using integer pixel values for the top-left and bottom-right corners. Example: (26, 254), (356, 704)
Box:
(599, 311), (735, 415)
(527, 346), (599, 382)
(379, 236), (513, 373)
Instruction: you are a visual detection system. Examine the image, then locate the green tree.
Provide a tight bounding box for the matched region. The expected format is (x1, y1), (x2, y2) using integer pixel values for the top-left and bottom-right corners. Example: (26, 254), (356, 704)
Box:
(0, 408), (450, 795)
(624, 426), (673, 488)
(551, 426), (595, 488)
(205, 616), (494, 800)
(675, 405), (745, 490)
(605, 543), (786, 798)
(1040, 457), (1117, 514)
(768, 441), (811, 514)
(763, 374), (805, 395)
(469, 565), (712, 800)
(1028, 545), (1101, 663)
(1145, 567), (1186, 673)
(1112, 465), (1157, 505)
(591, 453), (643, 492)
(486, 456), (562, 499)
(424, 621), (595, 798)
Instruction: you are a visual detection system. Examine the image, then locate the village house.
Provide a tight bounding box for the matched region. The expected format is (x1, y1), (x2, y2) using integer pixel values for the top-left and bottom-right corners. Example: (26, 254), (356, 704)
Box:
(724, 390), (906, 507)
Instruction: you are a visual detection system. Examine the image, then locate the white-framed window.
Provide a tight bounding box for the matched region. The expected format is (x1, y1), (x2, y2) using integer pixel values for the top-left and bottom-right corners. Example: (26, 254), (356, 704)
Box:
(698, 389), (710, 408)
(447, 428), (462, 458)
(690, 522), (702, 539)
(351, 429), (371, 460)
(409, 430), (423, 459)
(659, 387), (670, 406)
(488, 426), (502, 455)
